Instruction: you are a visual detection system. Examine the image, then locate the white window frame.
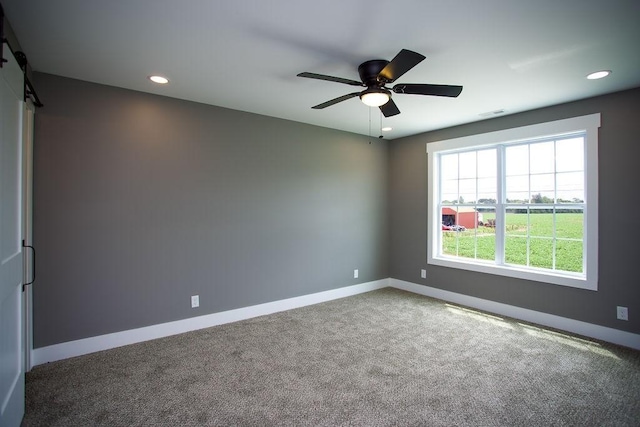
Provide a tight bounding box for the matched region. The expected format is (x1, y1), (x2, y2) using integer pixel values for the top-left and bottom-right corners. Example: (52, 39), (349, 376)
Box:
(427, 114), (600, 291)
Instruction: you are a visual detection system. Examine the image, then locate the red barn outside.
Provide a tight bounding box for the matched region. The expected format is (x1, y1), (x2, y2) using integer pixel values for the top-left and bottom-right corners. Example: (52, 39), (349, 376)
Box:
(442, 207), (481, 229)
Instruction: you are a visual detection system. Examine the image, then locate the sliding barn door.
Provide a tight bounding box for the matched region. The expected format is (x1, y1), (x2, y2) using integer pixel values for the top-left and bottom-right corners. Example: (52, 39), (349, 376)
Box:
(0, 43), (26, 427)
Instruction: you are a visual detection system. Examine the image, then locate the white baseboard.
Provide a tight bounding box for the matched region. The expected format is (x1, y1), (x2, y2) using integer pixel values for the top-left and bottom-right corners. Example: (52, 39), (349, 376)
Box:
(390, 278), (640, 351)
(31, 279), (389, 367)
(31, 277), (639, 367)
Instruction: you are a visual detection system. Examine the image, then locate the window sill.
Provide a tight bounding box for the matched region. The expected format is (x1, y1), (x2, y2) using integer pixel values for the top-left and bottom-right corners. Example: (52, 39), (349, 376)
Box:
(428, 255), (596, 291)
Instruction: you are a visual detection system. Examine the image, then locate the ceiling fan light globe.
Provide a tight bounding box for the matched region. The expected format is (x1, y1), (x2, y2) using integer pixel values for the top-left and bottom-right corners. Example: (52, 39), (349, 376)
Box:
(360, 91), (390, 107)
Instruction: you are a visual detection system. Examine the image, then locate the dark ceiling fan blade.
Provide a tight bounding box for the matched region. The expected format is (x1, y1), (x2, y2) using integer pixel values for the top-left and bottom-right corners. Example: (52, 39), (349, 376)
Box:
(297, 72), (364, 87)
(311, 92), (361, 109)
(393, 84), (463, 97)
(377, 49), (426, 83)
(379, 98), (401, 117)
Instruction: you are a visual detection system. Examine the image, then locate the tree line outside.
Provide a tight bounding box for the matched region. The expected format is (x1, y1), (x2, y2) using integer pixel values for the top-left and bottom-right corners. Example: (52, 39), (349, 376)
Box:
(442, 193), (584, 214)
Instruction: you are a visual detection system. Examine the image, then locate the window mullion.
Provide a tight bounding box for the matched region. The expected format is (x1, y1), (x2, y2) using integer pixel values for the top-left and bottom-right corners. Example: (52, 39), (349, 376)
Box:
(436, 154), (443, 257)
(495, 146), (505, 265)
(552, 141), (557, 270)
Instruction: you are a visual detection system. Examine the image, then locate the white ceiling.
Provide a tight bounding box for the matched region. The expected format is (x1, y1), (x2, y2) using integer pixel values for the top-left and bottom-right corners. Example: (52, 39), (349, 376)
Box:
(3, 0), (640, 139)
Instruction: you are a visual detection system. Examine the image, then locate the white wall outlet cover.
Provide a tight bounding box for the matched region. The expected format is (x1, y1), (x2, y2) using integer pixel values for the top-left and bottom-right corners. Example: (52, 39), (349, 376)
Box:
(354, 269), (359, 279)
(421, 269), (427, 279)
(617, 306), (628, 321)
(191, 295), (200, 308)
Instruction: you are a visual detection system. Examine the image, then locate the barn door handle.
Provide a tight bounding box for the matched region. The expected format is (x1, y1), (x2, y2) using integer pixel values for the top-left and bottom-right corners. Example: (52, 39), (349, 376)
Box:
(22, 240), (35, 291)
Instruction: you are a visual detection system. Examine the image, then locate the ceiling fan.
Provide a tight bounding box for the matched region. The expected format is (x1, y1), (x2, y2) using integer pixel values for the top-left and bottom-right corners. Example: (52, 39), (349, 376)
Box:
(297, 49), (463, 117)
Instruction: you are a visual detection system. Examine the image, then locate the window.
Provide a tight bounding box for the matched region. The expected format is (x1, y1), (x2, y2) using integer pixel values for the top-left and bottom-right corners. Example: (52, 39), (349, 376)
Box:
(427, 114), (600, 290)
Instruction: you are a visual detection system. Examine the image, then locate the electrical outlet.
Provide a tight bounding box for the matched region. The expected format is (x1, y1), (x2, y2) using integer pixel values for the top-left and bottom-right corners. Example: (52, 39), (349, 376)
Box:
(191, 295), (200, 308)
(421, 269), (427, 279)
(616, 306), (628, 321)
(354, 269), (359, 279)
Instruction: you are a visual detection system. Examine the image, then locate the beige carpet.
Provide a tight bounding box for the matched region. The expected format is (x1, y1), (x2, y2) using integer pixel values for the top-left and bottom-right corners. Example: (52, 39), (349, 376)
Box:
(24, 288), (640, 426)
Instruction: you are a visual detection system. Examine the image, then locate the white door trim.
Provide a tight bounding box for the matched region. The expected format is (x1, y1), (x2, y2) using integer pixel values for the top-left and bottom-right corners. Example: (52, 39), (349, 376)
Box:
(0, 40), (27, 427)
(22, 100), (35, 372)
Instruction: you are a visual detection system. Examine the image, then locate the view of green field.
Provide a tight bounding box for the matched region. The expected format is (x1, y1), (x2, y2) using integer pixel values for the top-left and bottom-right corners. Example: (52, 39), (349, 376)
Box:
(442, 213), (583, 272)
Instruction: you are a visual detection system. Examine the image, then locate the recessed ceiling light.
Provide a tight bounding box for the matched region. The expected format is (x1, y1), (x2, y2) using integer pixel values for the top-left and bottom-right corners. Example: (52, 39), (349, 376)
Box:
(381, 127), (392, 132)
(586, 70), (611, 80)
(148, 75), (169, 84)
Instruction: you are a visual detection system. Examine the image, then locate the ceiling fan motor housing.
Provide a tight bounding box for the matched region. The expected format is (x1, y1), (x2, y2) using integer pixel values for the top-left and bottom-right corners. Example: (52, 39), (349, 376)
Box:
(358, 60), (390, 86)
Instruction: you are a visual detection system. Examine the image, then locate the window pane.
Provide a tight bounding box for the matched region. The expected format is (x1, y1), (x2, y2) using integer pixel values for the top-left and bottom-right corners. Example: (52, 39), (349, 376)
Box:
(456, 233), (476, 259)
(530, 173), (554, 195)
(441, 232), (458, 256)
(556, 240), (583, 273)
(556, 171), (583, 191)
(459, 178), (476, 201)
(478, 195), (497, 205)
(506, 175), (529, 201)
(505, 236), (527, 265)
(557, 171), (583, 203)
(530, 191), (555, 204)
(480, 209), (496, 228)
(506, 209), (528, 236)
(476, 207), (496, 261)
(459, 195), (476, 205)
(529, 208), (554, 238)
(441, 154), (459, 180)
(556, 137), (584, 172)
(442, 179), (459, 198)
(459, 151), (476, 179)
(477, 177), (496, 199)
(441, 206), (494, 261)
(529, 237), (553, 269)
(442, 206), (456, 226)
(505, 145), (529, 176)
(441, 194), (458, 204)
(441, 206), (459, 256)
(507, 192), (530, 204)
(530, 141), (555, 174)
(556, 209), (583, 239)
(503, 208), (583, 273)
(477, 149), (496, 178)
(556, 191), (584, 204)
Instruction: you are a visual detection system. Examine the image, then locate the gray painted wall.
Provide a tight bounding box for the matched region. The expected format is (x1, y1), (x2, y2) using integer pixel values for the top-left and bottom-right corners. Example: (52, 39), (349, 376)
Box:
(32, 73), (389, 348)
(32, 71), (640, 349)
(389, 87), (640, 334)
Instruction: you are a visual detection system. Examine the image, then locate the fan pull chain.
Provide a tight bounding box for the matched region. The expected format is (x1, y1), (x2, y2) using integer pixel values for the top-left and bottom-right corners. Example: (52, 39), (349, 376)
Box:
(368, 107), (372, 144)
